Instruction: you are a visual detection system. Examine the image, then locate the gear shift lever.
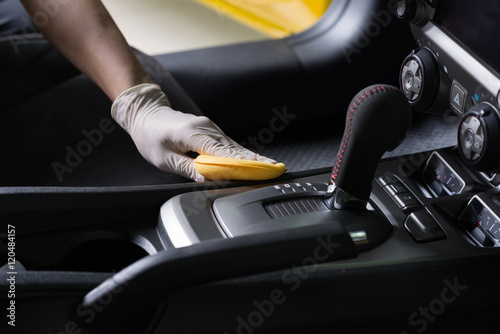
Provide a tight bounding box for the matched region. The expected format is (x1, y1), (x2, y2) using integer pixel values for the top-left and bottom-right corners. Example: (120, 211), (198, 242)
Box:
(324, 84), (412, 210)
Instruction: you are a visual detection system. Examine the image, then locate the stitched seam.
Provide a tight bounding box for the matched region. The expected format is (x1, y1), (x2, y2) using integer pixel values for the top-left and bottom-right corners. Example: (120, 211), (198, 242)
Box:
(331, 85), (395, 181)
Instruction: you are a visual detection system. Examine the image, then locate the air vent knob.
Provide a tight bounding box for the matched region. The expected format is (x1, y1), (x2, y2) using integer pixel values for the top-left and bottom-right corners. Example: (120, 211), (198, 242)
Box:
(395, 0), (427, 25)
(458, 103), (500, 172)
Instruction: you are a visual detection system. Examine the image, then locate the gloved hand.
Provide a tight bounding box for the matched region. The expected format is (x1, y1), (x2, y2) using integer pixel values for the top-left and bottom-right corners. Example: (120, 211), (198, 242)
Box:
(111, 83), (276, 182)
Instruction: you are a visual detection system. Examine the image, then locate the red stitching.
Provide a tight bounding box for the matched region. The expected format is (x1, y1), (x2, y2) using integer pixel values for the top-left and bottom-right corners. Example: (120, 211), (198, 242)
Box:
(332, 85), (393, 181)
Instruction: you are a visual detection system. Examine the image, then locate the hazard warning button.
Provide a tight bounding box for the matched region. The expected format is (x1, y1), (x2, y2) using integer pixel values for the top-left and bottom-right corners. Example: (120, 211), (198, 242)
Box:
(450, 82), (466, 114)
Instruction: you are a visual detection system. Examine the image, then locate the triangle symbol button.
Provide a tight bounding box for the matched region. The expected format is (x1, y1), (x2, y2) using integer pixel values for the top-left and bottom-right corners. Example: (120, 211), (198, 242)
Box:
(454, 93), (460, 106)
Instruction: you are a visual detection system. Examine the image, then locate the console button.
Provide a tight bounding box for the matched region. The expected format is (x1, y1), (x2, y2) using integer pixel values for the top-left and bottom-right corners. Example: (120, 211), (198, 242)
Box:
(385, 182), (409, 196)
(450, 83), (466, 114)
(472, 134), (485, 154)
(404, 210), (446, 242)
(394, 193), (419, 210)
(377, 174), (400, 187)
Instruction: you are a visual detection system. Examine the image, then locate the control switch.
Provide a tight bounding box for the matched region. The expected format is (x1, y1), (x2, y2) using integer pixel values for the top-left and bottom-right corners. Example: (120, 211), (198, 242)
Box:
(450, 83), (466, 114)
(404, 210), (446, 242)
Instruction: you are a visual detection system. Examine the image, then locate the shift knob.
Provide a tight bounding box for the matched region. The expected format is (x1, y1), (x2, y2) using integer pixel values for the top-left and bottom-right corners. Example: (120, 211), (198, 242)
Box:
(325, 84), (412, 210)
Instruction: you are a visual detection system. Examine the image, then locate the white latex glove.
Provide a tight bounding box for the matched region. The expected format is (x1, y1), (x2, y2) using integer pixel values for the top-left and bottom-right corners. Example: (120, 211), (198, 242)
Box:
(111, 84), (276, 182)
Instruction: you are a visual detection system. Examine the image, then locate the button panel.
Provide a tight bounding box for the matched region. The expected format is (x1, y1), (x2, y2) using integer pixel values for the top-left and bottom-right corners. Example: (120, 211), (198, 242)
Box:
(377, 174), (420, 210)
(394, 193), (420, 210)
(385, 182), (409, 196)
(377, 174), (400, 187)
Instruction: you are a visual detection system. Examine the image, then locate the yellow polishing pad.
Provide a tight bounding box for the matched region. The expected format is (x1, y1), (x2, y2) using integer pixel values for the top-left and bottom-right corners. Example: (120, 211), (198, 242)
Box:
(194, 155), (286, 181)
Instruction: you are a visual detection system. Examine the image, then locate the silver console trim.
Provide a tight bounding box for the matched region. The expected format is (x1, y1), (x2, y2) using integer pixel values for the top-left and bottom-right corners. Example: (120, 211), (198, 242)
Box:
(159, 196), (201, 248)
(413, 21), (500, 110)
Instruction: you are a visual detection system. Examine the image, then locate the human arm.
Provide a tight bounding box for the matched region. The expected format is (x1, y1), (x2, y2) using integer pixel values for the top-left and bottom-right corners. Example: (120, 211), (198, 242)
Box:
(19, 0), (150, 100)
(19, 0), (278, 181)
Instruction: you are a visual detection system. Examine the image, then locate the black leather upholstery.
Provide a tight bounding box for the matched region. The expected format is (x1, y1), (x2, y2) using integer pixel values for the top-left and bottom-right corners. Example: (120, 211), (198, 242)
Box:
(0, 35), (203, 186)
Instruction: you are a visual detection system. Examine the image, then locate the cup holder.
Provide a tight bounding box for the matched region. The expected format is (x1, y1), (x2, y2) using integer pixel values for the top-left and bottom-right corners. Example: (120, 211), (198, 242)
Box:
(58, 233), (154, 273)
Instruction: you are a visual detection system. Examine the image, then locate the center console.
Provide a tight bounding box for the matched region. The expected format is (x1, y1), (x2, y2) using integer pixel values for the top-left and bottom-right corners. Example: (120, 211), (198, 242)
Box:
(159, 0), (500, 255)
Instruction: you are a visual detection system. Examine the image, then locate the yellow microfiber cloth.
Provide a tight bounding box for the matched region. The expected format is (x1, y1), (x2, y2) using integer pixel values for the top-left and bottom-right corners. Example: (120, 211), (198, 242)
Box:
(194, 155), (286, 181)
